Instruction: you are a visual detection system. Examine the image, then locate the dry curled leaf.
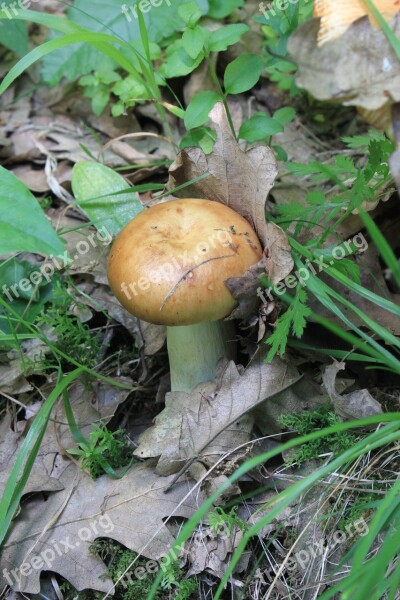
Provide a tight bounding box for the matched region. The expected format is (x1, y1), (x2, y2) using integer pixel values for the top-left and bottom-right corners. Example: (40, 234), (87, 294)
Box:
(134, 352), (301, 476)
(168, 102), (278, 247)
(288, 15), (400, 110)
(167, 102), (292, 317)
(0, 463), (204, 594)
(0, 377), (132, 503)
(322, 361), (383, 419)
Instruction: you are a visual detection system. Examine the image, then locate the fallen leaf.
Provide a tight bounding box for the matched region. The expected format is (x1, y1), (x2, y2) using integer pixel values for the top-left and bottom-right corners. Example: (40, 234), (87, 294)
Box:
(0, 462), (204, 594)
(322, 360), (383, 419)
(134, 352), (301, 476)
(288, 15), (400, 110)
(0, 377), (132, 503)
(0, 414), (63, 497)
(168, 102), (278, 247)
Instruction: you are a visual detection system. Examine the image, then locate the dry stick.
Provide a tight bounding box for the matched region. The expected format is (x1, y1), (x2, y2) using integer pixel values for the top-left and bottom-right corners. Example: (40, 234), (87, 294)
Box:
(160, 254), (235, 311)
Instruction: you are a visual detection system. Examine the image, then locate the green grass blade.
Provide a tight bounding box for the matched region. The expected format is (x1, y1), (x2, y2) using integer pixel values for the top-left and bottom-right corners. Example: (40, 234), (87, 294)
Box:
(359, 209), (400, 287)
(0, 33), (140, 96)
(0, 368), (83, 545)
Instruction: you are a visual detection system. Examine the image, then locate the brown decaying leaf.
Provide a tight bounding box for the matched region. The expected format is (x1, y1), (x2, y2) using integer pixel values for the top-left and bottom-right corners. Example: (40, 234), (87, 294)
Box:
(1, 463), (204, 594)
(322, 361), (383, 419)
(167, 102), (293, 314)
(134, 352), (301, 476)
(288, 15), (400, 110)
(0, 378), (132, 504)
(168, 102), (278, 247)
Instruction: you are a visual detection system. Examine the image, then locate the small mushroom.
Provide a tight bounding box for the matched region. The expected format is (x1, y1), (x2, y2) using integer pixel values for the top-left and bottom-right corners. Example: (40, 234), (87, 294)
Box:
(107, 198), (262, 392)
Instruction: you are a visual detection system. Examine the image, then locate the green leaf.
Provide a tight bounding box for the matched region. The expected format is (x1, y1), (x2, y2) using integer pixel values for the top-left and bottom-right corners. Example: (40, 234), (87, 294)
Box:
(0, 167), (65, 257)
(182, 25), (208, 59)
(224, 53), (263, 94)
(91, 87), (110, 115)
(207, 0), (244, 19)
(71, 161), (143, 235)
(160, 39), (204, 78)
(184, 90), (220, 129)
(0, 18), (27, 55)
(208, 24), (248, 52)
(180, 127), (217, 154)
(239, 113), (283, 142)
(273, 106), (296, 125)
(40, 0), (208, 85)
(112, 74), (147, 102)
(178, 2), (203, 26)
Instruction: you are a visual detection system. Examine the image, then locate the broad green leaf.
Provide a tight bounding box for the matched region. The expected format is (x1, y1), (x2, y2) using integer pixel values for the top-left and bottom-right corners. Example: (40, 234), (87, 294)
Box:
(71, 162), (143, 235)
(273, 106), (296, 125)
(184, 90), (220, 129)
(178, 2), (203, 26)
(180, 127), (217, 154)
(0, 167), (64, 257)
(0, 17), (27, 55)
(160, 39), (204, 78)
(224, 53), (263, 94)
(41, 0), (208, 85)
(182, 25), (208, 59)
(239, 113), (283, 142)
(208, 24), (248, 52)
(207, 0), (244, 19)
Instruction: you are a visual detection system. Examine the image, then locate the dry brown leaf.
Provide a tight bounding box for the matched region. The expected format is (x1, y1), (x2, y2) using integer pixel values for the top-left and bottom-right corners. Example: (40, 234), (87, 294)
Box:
(167, 102), (292, 315)
(168, 102), (278, 247)
(0, 377), (132, 503)
(134, 353), (301, 476)
(0, 462), (204, 594)
(322, 361), (383, 419)
(288, 15), (400, 110)
(0, 414), (64, 497)
(183, 522), (244, 580)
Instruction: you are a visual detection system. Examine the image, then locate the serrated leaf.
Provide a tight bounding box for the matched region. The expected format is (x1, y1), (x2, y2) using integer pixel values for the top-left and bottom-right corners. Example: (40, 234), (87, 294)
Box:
(0, 167), (64, 257)
(71, 162), (143, 235)
(134, 352), (301, 474)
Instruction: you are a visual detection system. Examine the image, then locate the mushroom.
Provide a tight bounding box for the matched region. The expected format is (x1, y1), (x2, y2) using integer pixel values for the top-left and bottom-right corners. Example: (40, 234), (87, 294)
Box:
(107, 198), (262, 392)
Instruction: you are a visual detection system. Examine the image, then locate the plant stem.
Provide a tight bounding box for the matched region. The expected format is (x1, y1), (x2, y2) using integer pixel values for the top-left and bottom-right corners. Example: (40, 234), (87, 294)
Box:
(208, 56), (237, 139)
(167, 320), (236, 392)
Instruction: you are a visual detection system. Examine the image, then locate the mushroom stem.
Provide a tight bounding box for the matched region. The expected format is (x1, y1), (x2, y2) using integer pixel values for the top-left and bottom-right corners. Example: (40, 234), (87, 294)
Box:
(167, 320), (236, 392)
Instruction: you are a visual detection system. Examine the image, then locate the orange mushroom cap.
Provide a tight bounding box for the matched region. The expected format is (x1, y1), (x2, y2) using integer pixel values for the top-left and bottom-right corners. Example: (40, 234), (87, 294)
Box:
(314, 0), (400, 45)
(107, 199), (263, 326)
